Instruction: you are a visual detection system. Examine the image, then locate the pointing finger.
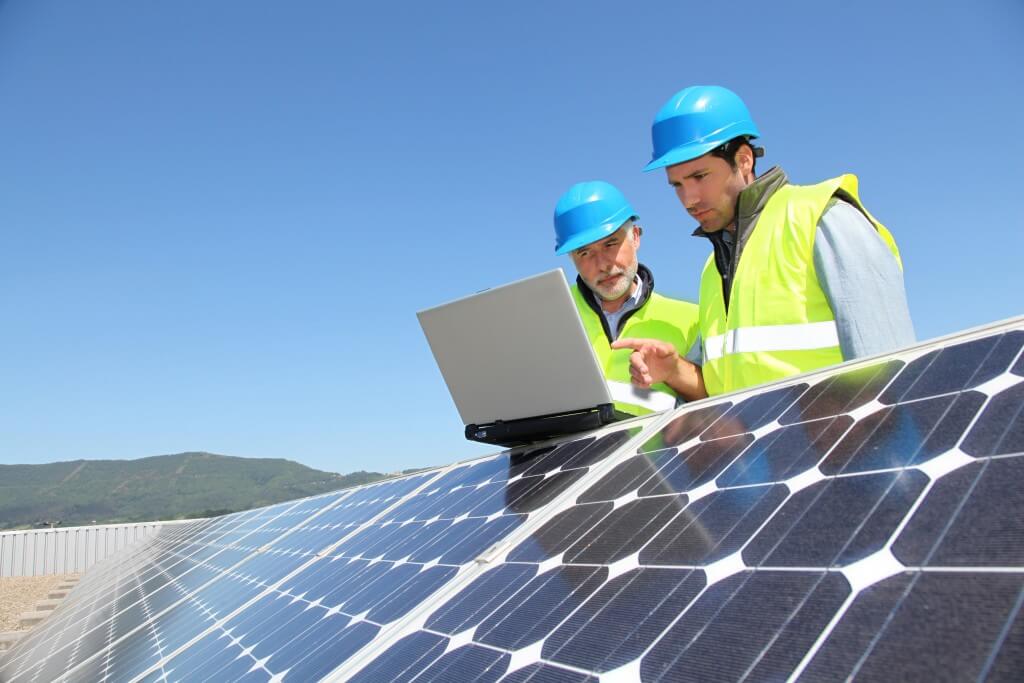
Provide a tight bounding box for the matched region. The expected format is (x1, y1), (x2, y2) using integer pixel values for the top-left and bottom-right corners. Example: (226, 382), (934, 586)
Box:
(610, 338), (641, 351)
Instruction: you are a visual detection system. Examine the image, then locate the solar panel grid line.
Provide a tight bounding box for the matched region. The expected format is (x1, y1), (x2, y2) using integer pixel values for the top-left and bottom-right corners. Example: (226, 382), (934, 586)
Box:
(322, 417), (670, 682)
(143, 469), (489, 682)
(789, 331), (1024, 680)
(140, 462), (520, 679)
(35, 540), (276, 679)
(799, 461), (1006, 671)
(140, 423), (655, 683)
(976, 581), (1024, 680)
(5, 559), (155, 681)
(339, 414), (804, 681)
(474, 418), (673, 567)
(120, 469), (459, 683)
(96, 573), (172, 683)
(1, 497), (323, 682)
(40, 491), (365, 683)
(47, 551), (232, 682)
(335, 320), (1024, 683)
(0, 527), (201, 680)
(781, 448), (963, 680)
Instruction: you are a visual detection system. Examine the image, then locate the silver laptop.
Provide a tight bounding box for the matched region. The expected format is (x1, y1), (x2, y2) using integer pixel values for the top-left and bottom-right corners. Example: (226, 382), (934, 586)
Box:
(417, 269), (628, 446)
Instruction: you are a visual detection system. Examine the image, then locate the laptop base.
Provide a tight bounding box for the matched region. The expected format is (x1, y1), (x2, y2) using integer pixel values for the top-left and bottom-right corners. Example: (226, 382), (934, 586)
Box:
(465, 403), (624, 447)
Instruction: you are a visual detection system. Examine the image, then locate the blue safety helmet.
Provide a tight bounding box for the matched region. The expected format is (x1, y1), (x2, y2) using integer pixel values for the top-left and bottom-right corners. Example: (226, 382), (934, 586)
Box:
(643, 85), (760, 172)
(553, 181), (637, 255)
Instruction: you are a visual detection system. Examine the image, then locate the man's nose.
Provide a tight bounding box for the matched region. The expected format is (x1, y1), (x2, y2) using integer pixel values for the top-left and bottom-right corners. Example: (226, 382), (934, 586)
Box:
(678, 185), (698, 210)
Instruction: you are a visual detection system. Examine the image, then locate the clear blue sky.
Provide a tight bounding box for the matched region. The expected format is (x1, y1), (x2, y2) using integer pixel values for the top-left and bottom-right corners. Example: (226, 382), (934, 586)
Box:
(2, 1), (1021, 474)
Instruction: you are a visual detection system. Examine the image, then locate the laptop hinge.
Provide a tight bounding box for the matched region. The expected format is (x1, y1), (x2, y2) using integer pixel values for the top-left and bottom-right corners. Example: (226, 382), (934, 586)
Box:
(465, 403), (619, 448)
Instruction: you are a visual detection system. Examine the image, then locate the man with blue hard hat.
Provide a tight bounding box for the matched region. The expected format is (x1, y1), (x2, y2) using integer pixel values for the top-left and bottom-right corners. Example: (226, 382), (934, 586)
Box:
(554, 180), (700, 414)
(613, 85), (915, 398)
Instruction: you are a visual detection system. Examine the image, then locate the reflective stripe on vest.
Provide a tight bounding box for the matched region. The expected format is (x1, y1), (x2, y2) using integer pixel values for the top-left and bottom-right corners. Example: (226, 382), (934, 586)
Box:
(571, 284), (699, 416)
(699, 174), (902, 396)
(606, 380), (677, 413)
(704, 320), (840, 361)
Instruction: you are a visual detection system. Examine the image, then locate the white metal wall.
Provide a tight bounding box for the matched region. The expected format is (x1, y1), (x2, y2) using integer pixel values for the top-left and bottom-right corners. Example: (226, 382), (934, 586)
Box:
(0, 521), (187, 577)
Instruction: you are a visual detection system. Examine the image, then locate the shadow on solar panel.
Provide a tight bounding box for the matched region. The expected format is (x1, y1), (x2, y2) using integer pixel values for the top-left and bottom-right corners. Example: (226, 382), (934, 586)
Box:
(1, 318), (1021, 682)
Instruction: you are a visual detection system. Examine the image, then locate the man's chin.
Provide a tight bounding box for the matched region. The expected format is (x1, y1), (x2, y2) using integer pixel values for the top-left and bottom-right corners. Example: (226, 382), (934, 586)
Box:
(596, 286), (630, 302)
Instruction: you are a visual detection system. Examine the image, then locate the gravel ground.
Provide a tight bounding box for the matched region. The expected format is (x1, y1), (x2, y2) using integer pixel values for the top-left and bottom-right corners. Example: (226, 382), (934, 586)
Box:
(0, 575), (78, 633)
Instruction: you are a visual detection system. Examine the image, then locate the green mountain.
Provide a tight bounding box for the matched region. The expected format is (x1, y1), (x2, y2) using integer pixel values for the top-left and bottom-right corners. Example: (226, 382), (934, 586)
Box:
(0, 452), (388, 530)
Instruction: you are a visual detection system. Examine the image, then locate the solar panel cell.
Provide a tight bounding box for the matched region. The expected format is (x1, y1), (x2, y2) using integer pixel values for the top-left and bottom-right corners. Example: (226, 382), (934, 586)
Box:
(636, 435), (754, 495)
(880, 331), (1024, 403)
(778, 360), (904, 423)
(802, 572), (1024, 681)
(497, 662), (598, 682)
(821, 391), (986, 474)
(639, 485), (788, 566)
(895, 457), (1024, 567)
(962, 382), (1024, 457)
(563, 497), (684, 565)
(542, 567), (704, 672)
(506, 503), (612, 562)
(701, 383), (809, 440)
(642, 571), (850, 683)
(715, 416), (851, 487)
(744, 471), (928, 567)
(410, 644), (510, 683)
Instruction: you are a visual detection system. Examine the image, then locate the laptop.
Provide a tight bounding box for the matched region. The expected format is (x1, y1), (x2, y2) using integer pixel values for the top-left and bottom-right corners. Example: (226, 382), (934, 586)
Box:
(417, 269), (633, 447)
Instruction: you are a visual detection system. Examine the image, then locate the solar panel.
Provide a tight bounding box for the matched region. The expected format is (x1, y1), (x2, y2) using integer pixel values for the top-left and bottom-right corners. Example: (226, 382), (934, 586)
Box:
(331, 320), (1024, 682)
(127, 426), (645, 682)
(0, 494), (347, 682)
(0, 318), (1021, 683)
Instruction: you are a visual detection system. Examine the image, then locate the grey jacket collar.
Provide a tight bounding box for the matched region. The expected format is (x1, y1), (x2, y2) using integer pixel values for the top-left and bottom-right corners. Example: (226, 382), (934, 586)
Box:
(690, 166), (789, 241)
(690, 166), (789, 311)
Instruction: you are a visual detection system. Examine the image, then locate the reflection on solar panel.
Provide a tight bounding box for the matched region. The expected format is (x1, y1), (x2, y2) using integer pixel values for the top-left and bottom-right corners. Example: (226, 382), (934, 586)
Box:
(1, 318), (1022, 682)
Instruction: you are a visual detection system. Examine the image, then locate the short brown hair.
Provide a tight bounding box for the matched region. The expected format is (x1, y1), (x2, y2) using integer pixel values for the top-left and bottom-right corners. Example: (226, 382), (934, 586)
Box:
(709, 136), (763, 175)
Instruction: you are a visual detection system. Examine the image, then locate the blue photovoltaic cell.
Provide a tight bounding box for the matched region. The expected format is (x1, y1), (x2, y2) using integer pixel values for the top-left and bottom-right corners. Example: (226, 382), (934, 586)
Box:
(2, 319), (1022, 683)
(345, 321), (1024, 683)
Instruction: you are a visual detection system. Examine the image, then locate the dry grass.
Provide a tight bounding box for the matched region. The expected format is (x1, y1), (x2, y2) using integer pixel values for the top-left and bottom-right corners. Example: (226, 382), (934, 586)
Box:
(0, 575), (77, 633)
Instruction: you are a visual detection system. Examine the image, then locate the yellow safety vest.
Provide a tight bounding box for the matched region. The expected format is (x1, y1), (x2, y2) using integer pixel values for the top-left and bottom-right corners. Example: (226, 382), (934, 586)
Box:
(572, 284), (699, 415)
(699, 174), (901, 396)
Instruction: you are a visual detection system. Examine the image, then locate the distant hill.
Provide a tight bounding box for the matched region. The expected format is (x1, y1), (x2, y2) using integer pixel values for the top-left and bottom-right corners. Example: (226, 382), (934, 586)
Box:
(0, 452), (388, 530)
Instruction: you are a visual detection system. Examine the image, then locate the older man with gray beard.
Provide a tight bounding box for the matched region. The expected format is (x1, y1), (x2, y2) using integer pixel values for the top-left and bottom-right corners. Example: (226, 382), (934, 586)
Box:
(553, 180), (700, 416)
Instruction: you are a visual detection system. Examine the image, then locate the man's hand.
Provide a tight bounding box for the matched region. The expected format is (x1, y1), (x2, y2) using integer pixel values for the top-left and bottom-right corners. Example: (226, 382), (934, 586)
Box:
(610, 338), (679, 388)
(611, 337), (708, 401)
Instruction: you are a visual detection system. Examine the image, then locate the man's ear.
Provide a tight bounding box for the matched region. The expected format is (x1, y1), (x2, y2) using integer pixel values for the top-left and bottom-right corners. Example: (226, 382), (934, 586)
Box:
(735, 144), (755, 176)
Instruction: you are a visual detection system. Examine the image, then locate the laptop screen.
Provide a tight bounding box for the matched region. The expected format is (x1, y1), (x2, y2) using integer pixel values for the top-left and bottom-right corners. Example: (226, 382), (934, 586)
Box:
(417, 269), (613, 426)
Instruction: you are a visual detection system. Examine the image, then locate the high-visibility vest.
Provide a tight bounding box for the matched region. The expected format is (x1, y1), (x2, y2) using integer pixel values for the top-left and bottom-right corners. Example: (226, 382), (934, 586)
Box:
(572, 285), (699, 415)
(699, 174), (901, 396)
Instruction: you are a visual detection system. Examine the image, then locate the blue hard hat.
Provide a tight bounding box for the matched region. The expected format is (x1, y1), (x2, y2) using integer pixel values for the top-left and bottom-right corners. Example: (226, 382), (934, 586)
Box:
(643, 85), (760, 172)
(553, 181), (637, 255)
